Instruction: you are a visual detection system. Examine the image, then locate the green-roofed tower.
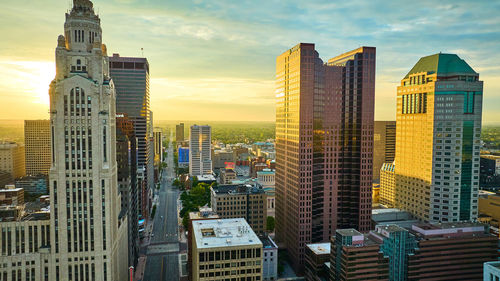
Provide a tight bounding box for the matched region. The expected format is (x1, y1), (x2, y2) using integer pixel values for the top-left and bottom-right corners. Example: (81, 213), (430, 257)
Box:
(393, 53), (483, 223)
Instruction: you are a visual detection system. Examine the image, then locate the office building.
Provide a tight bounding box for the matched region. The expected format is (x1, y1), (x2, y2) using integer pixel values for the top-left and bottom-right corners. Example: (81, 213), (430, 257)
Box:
(407, 223), (497, 280)
(189, 125), (212, 176)
(24, 120), (51, 175)
(0, 185), (24, 206)
(211, 184), (267, 234)
(190, 218), (263, 281)
(47, 0), (129, 279)
(479, 191), (500, 227)
(109, 53), (153, 217)
(304, 243), (330, 281)
(187, 207), (219, 281)
(116, 114), (139, 267)
(212, 149), (235, 170)
(0, 141), (25, 179)
(15, 175), (48, 194)
(178, 147), (189, 168)
(154, 130), (163, 163)
(395, 53), (483, 222)
(380, 162), (396, 207)
(260, 235), (278, 281)
(480, 155), (500, 190)
(330, 229), (389, 281)
(219, 168), (236, 184)
(275, 43), (375, 270)
(484, 261), (500, 281)
(376, 225), (416, 281)
(0, 171), (13, 188)
(176, 122), (185, 142)
(373, 121), (396, 182)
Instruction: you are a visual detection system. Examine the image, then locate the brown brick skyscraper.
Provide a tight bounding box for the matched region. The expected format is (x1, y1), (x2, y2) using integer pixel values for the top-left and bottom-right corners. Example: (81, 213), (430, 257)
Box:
(275, 43), (375, 272)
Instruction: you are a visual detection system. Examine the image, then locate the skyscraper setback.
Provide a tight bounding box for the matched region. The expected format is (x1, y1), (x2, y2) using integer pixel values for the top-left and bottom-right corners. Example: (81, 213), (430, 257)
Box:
(394, 53), (483, 222)
(275, 43), (375, 271)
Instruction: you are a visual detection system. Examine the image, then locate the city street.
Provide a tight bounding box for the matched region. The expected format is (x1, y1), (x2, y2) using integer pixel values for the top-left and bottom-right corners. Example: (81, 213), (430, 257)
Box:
(142, 134), (181, 281)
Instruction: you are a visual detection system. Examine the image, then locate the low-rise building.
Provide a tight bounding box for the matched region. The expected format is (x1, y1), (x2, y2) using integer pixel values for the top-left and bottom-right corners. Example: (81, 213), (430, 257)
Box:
(484, 261), (500, 281)
(305, 243), (330, 281)
(330, 229), (389, 281)
(188, 207), (219, 281)
(260, 235), (278, 281)
(211, 184), (267, 234)
(190, 218), (263, 281)
(257, 170), (275, 218)
(479, 191), (500, 227)
(14, 175), (48, 194)
(0, 185), (24, 206)
(0, 141), (25, 179)
(220, 169), (236, 184)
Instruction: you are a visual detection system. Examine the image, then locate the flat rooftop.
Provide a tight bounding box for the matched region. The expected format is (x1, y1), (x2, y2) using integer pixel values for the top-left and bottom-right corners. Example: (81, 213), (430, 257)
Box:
(212, 184), (265, 195)
(306, 243), (330, 255)
(337, 229), (362, 237)
(193, 218), (262, 250)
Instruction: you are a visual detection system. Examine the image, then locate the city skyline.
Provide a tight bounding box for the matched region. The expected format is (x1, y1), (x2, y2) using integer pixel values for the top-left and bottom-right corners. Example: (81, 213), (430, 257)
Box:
(1, 0), (500, 123)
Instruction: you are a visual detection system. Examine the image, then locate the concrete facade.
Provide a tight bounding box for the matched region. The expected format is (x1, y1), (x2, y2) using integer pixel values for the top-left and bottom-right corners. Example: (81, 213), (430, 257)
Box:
(189, 125), (212, 176)
(47, 1), (128, 280)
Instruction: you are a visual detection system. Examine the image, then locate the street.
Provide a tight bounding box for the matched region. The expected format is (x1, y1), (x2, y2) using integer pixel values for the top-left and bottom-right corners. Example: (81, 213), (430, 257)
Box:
(142, 133), (181, 281)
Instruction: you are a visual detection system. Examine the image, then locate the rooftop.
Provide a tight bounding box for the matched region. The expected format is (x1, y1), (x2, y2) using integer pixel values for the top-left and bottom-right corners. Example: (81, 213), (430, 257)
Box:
(337, 229), (362, 237)
(405, 53), (477, 78)
(212, 184), (265, 195)
(306, 243), (330, 256)
(259, 235), (278, 249)
(192, 218), (262, 249)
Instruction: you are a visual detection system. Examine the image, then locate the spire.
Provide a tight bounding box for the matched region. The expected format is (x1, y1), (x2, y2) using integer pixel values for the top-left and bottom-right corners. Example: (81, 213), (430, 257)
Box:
(72, 0), (94, 11)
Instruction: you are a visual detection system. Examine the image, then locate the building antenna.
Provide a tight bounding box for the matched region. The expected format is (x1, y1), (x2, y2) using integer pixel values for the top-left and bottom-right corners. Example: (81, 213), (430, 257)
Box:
(141, 48), (144, 57)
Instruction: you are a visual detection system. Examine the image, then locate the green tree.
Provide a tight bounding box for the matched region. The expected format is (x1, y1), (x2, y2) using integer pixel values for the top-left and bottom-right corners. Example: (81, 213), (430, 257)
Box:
(266, 216), (275, 233)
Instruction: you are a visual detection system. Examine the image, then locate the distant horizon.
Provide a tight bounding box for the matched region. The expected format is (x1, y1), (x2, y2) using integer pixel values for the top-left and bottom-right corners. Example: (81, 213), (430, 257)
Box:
(1, 0), (499, 123)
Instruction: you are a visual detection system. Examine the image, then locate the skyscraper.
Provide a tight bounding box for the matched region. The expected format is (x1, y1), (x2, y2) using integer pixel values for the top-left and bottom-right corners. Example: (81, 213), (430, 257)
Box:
(275, 43), (375, 271)
(24, 120), (51, 175)
(116, 114), (139, 268)
(189, 125), (212, 176)
(373, 121), (396, 182)
(48, 0), (128, 279)
(395, 53), (483, 222)
(176, 122), (185, 142)
(109, 53), (153, 217)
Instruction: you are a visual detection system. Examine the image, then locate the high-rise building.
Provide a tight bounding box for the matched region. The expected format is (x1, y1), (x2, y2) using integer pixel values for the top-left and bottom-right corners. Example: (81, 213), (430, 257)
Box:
(47, 0), (128, 279)
(116, 114), (139, 268)
(176, 122), (185, 142)
(380, 162), (396, 207)
(275, 43), (375, 270)
(190, 218), (263, 281)
(109, 53), (153, 217)
(395, 53), (483, 222)
(24, 120), (51, 175)
(373, 121), (396, 182)
(189, 125), (212, 176)
(210, 184), (267, 234)
(0, 141), (25, 179)
(154, 130), (163, 163)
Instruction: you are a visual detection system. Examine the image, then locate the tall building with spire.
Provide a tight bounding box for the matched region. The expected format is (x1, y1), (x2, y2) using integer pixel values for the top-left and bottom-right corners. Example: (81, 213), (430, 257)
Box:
(47, 0), (128, 280)
(395, 53), (483, 222)
(275, 43), (375, 272)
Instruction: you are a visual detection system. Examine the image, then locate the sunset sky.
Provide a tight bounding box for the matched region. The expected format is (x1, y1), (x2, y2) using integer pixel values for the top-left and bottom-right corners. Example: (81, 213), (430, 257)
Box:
(1, 0), (499, 123)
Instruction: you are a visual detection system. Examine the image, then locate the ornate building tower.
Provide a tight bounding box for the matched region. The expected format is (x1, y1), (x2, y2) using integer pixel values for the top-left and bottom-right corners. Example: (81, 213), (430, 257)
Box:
(48, 1), (128, 280)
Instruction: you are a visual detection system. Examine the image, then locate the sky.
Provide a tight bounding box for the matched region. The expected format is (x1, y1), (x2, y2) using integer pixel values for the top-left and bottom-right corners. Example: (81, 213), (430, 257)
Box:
(0, 0), (499, 123)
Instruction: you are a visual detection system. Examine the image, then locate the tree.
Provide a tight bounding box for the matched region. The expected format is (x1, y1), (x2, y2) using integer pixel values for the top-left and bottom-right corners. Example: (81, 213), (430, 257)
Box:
(266, 216), (275, 233)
